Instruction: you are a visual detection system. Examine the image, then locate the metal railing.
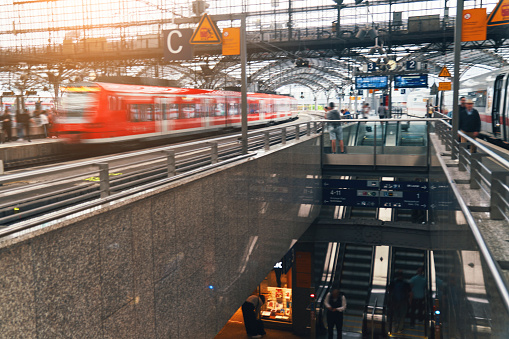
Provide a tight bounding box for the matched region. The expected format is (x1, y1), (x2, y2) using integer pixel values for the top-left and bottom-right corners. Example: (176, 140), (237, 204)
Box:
(433, 118), (509, 313)
(0, 120), (322, 237)
(435, 119), (509, 221)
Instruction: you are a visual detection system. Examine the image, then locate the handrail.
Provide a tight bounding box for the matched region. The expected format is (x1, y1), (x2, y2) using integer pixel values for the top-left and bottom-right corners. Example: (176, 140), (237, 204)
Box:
(371, 298), (378, 339)
(0, 153), (253, 239)
(0, 119), (321, 184)
(433, 134), (509, 313)
(439, 118), (509, 170)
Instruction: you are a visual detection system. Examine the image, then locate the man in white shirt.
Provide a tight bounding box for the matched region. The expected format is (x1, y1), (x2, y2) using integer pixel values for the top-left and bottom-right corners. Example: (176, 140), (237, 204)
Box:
(324, 288), (347, 339)
(241, 294), (266, 338)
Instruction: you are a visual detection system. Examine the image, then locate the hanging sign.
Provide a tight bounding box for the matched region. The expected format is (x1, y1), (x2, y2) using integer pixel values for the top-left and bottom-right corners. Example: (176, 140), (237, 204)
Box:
(190, 13), (222, 44)
(222, 27), (240, 55)
(462, 8), (487, 42)
(487, 0), (509, 26)
(438, 66), (451, 78)
(438, 82), (452, 91)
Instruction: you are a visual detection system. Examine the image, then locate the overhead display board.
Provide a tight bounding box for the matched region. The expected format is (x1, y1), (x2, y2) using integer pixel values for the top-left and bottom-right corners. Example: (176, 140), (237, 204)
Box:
(394, 74), (428, 88)
(355, 76), (389, 90)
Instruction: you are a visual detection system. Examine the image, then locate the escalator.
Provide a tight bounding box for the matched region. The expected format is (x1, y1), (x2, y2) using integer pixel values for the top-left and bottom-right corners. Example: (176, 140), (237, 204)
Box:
(336, 244), (375, 334)
(387, 247), (428, 338)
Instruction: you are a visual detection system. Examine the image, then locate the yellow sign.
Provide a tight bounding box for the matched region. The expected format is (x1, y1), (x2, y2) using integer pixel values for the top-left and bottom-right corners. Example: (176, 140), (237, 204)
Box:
(222, 27), (240, 55)
(190, 13), (222, 44)
(487, 0), (509, 26)
(438, 66), (451, 78)
(438, 82), (452, 91)
(462, 8), (487, 41)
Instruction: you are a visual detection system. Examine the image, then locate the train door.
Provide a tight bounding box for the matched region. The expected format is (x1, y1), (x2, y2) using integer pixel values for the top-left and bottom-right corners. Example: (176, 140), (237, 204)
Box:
(502, 75), (509, 141)
(491, 74), (505, 136)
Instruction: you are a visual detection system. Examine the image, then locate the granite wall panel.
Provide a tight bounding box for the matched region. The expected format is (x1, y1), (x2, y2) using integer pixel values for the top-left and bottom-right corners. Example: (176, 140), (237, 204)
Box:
(0, 135), (322, 338)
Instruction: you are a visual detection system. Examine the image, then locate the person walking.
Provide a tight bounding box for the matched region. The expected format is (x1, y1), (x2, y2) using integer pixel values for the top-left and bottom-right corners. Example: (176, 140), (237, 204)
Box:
(325, 102), (345, 153)
(362, 103), (370, 119)
(324, 287), (347, 339)
(378, 104), (387, 119)
(241, 294), (266, 338)
(39, 110), (50, 138)
(459, 99), (481, 153)
(388, 270), (412, 334)
(409, 267), (426, 328)
(1, 108), (13, 142)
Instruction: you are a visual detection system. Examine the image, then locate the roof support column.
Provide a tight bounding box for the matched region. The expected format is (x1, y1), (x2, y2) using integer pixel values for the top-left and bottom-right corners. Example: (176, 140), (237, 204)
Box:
(451, 0), (464, 160)
(241, 15), (248, 155)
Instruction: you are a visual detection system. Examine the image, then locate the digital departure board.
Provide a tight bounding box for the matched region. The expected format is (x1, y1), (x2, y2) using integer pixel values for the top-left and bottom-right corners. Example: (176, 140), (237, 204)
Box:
(355, 76), (389, 89)
(394, 74), (428, 88)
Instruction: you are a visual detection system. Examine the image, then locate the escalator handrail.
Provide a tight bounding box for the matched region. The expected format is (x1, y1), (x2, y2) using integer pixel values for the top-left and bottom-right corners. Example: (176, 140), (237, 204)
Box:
(371, 298), (378, 339)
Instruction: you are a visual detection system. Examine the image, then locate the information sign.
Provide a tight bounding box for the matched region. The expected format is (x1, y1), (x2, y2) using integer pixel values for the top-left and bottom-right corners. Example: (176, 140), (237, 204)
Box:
(222, 27), (240, 55)
(367, 62), (376, 72)
(406, 60), (417, 71)
(380, 181), (428, 191)
(355, 76), (389, 90)
(322, 179), (380, 189)
(163, 29), (194, 61)
(438, 82), (452, 91)
(394, 74), (428, 89)
(462, 8), (487, 42)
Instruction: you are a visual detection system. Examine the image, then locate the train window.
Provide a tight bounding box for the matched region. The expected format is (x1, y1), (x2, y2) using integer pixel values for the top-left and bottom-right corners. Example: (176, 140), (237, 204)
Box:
(214, 103), (225, 116)
(181, 104), (196, 119)
(108, 96), (115, 110)
(473, 90), (487, 108)
(249, 103), (259, 114)
(146, 104), (154, 121)
(229, 103), (239, 116)
(129, 104), (140, 122)
(168, 103), (179, 119)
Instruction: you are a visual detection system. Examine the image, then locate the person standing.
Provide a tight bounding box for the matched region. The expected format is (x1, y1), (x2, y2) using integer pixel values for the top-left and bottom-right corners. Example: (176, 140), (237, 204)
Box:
(1, 108), (12, 142)
(325, 102), (345, 154)
(459, 99), (481, 153)
(362, 103), (370, 119)
(241, 294), (266, 338)
(388, 270), (411, 334)
(324, 287), (347, 339)
(39, 110), (49, 138)
(378, 104), (386, 119)
(409, 267), (426, 328)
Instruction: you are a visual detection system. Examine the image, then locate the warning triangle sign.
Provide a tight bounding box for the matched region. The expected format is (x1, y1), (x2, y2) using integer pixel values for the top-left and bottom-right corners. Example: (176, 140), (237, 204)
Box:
(487, 0), (509, 26)
(439, 66), (452, 77)
(190, 13), (222, 44)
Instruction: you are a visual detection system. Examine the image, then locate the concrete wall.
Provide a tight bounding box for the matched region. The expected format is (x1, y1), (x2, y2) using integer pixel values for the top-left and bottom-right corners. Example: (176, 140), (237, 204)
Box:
(0, 136), (322, 338)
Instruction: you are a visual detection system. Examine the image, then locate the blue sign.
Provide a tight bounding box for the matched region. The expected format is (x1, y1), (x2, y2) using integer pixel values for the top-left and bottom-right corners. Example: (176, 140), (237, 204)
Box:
(406, 60), (417, 70)
(394, 74), (428, 89)
(355, 76), (389, 90)
(380, 191), (429, 209)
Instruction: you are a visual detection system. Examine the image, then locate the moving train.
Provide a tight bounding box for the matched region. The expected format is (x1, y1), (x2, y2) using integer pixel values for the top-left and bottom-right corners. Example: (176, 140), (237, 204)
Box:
(443, 66), (509, 141)
(54, 82), (298, 144)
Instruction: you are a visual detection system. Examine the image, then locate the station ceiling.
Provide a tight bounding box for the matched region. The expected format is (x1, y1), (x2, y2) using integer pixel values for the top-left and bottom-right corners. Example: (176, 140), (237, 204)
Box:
(0, 0), (507, 98)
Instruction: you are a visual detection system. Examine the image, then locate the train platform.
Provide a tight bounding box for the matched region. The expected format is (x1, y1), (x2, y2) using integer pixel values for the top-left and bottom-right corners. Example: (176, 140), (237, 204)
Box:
(0, 137), (63, 171)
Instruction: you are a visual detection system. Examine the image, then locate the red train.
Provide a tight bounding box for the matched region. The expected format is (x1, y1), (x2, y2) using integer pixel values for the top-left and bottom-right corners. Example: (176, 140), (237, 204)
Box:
(55, 82), (298, 144)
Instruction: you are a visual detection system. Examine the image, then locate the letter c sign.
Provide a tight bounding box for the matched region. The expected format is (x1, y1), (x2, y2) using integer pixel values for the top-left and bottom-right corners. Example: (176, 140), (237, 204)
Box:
(163, 29), (193, 61)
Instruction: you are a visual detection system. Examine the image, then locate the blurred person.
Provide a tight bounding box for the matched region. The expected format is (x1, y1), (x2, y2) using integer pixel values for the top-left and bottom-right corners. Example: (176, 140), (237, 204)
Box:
(17, 109), (32, 142)
(388, 270), (411, 334)
(459, 99), (481, 153)
(409, 267), (426, 328)
(378, 104), (387, 119)
(362, 103), (370, 119)
(39, 110), (49, 138)
(324, 287), (347, 339)
(343, 108), (351, 119)
(241, 294), (266, 338)
(1, 108), (13, 142)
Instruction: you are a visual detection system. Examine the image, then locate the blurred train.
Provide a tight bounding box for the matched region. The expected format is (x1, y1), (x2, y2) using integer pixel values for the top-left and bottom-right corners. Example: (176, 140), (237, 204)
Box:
(55, 82), (298, 144)
(442, 66), (509, 141)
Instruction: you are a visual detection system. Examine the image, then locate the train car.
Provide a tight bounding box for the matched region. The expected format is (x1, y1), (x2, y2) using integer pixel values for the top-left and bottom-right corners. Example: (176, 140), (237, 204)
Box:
(443, 66), (509, 141)
(55, 82), (298, 144)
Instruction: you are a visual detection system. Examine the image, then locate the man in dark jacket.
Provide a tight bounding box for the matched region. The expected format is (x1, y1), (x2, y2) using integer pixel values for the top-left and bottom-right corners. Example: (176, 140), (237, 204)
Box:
(1, 108), (12, 142)
(459, 99), (481, 153)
